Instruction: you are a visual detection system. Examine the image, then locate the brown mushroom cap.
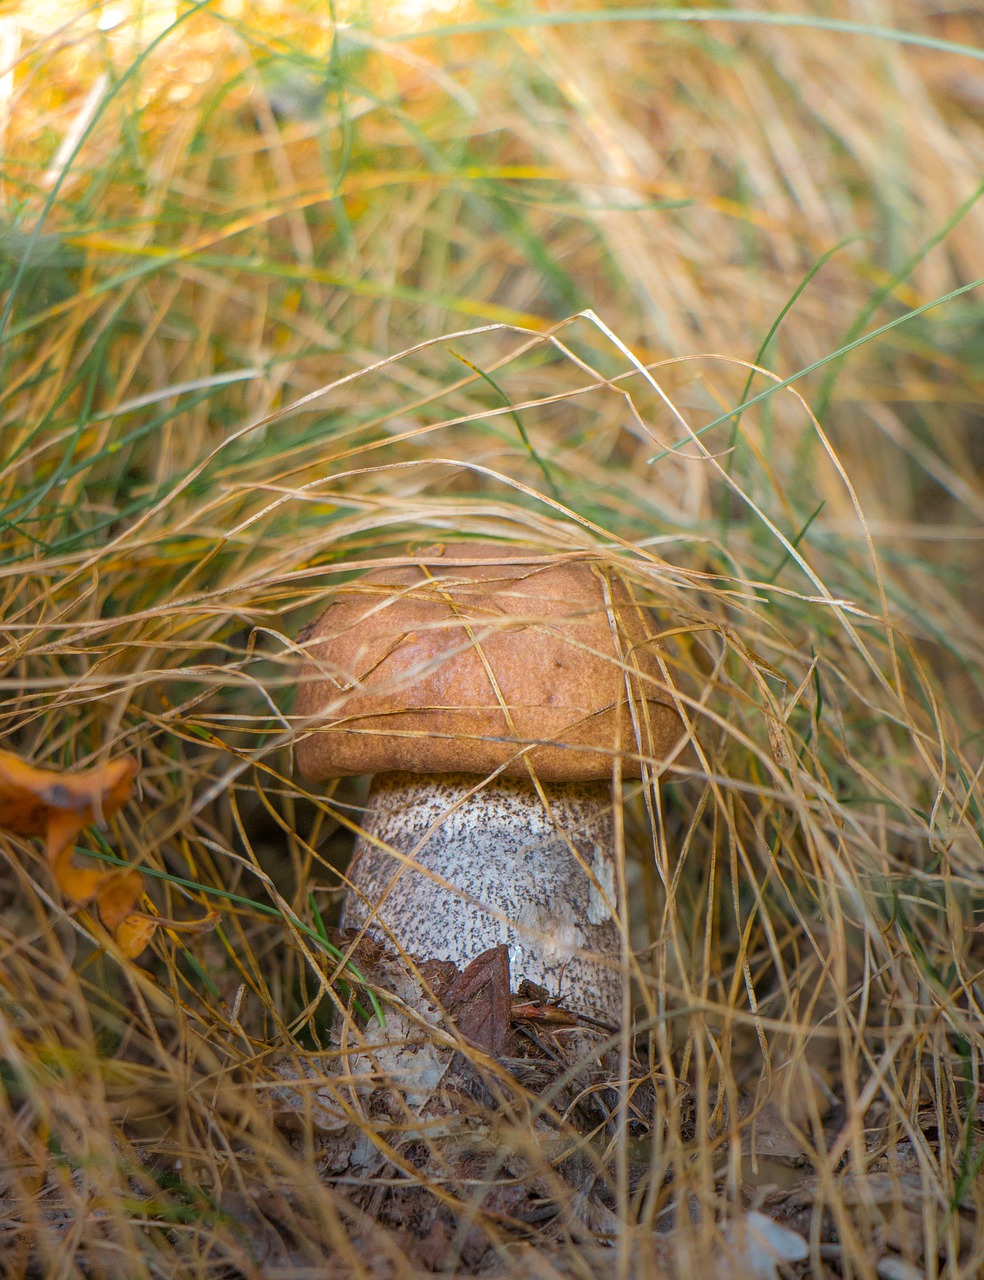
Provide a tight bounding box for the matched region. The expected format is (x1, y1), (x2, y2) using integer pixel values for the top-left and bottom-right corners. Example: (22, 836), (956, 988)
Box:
(295, 543), (683, 783)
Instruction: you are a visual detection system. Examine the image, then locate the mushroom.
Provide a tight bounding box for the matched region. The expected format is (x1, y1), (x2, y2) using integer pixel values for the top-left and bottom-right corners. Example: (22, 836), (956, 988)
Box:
(294, 544), (682, 1026)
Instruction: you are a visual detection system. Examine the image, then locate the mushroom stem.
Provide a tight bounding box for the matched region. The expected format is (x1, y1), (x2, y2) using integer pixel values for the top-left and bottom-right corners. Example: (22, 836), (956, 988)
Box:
(340, 772), (623, 1024)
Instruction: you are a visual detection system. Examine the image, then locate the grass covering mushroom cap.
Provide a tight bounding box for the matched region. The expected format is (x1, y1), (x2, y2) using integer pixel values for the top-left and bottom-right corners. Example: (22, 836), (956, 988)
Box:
(295, 543), (683, 1024)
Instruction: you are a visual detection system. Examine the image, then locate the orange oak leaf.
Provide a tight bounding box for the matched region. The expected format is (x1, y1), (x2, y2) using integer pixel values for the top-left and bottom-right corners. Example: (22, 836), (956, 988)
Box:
(143, 908), (222, 936)
(95, 867), (145, 931)
(113, 914), (159, 959)
(115, 906), (222, 960)
(0, 749), (138, 861)
(0, 748), (153, 954)
(0, 748), (217, 960)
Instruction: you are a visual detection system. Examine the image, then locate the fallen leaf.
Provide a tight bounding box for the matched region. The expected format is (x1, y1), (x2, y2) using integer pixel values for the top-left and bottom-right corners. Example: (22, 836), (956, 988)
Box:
(113, 914), (159, 959)
(110, 906), (221, 960)
(0, 748), (137, 860)
(441, 945), (511, 1057)
(144, 907), (222, 936)
(95, 868), (146, 931)
(93, 867), (149, 957)
(0, 747), (213, 960)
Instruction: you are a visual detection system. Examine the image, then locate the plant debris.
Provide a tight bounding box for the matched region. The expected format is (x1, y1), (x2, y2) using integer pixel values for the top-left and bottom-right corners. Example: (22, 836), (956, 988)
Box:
(0, 748), (217, 958)
(266, 939), (675, 1272)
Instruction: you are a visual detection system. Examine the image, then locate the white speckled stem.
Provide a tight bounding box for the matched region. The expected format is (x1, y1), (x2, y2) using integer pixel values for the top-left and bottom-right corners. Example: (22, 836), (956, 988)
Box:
(340, 772), (624, 1024)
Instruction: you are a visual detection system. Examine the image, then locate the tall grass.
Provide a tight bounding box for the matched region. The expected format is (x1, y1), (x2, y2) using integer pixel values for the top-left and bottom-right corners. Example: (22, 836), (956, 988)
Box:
(0, 2), (981, 1276)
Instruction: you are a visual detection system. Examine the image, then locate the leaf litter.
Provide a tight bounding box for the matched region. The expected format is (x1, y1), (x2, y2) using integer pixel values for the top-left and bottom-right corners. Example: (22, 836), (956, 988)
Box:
(256, 937), (819, 1276)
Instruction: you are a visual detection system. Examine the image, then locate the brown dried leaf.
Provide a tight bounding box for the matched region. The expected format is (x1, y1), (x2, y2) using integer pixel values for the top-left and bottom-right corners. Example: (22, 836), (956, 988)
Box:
(442, 945), (511, 1057)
